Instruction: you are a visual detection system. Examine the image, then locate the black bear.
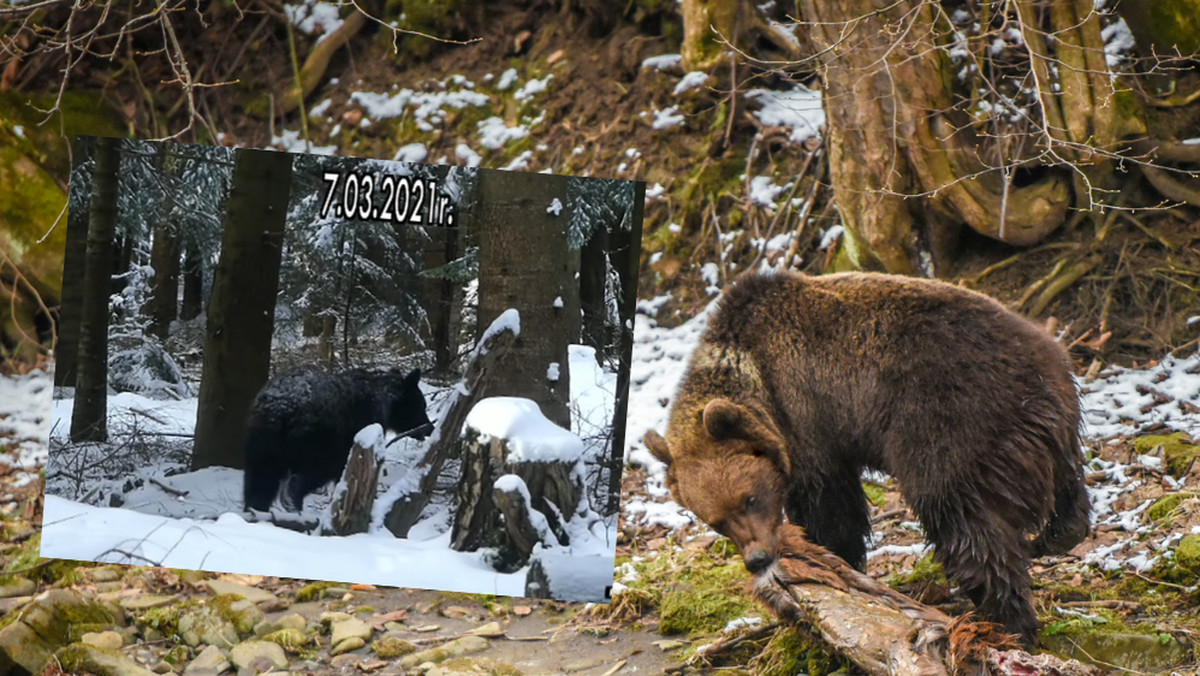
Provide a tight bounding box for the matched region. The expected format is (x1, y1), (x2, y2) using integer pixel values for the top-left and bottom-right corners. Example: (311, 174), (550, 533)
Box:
(643, 270), (1090, 647)
(242, 368), (433, 513)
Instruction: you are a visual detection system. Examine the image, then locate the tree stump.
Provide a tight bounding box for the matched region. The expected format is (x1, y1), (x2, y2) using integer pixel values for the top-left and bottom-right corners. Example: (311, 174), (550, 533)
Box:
(383, 310), (519, 537)
(449, 397), (584, 572)
(325, 424), (383, 536)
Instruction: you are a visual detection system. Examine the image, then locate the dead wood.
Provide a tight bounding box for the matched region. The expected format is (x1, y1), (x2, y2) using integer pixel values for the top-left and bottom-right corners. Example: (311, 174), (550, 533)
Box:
(326, 438), (379, 536)
(383, 316), (518, 537)
(752, 524), (1097, 676)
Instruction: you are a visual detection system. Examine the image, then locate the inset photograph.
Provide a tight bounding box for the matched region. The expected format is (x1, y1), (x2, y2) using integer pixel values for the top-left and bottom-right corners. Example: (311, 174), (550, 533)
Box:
(44, 136), (642, 602)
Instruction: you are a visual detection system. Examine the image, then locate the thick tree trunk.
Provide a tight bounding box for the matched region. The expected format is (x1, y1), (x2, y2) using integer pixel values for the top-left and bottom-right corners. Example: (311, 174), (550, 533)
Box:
(476, 169), (575, 430)
(54, 138), (92, 387)
(147, 225), (180, 340)
(799, 0), (1077, 273)
(605, 187), (643, 517)
(191, 149), (290, 470)
(179, 242), (203, 321)
(69, 136), (120, 443)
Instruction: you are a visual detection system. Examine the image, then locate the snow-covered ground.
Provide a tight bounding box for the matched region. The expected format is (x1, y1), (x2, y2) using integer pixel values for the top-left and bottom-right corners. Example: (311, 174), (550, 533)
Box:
(33, 340), (618, 603)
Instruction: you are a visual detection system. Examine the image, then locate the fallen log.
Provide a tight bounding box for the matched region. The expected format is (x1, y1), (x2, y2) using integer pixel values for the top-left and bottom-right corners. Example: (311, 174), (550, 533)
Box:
(750, 524), (1096, 676)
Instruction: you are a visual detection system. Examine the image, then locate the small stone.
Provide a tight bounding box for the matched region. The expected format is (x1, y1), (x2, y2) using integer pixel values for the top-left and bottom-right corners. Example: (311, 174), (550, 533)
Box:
(261, 628), (308, 652)
(371, 636), (416, 659)
(0, 576), (35, 598)
(440, 605), (477, 620)
(331, 617), (373, 646)
(653, 639), (687, 651)
(223, 598), (265, 635)
(87, 567), (122, 583)
(563, 656), (606, 672)
(412, 624), (441, 632)
(331, 636), (366, 655)
(120, 595), (178, 611)
(398, 635), (489, 669)
(205, 581), (277, 605)
(53, 643), (158, 676)
(81, 630), (125, 651)
(177, 606), (238, 648)
(466, 622), (504, 638)
(277, 613), (307, 631)
(229, 640), (288, 671)
(320, 611), (353, 624)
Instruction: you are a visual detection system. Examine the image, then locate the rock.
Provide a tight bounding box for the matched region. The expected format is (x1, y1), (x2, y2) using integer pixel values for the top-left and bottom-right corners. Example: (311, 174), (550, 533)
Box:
(261, 628), (307, 652)
(203, 581), (277, 605)
(398, 635), (490, 669)
(0, 577), (34, 599)
(329, 618), (372, 646)
(277, 613), (307, 632)
(331, 636), (366, 656)
(371, 636), (416, 659)
(52, 643), (158, 676)
(466, 622), (504, 638)
(177, 605), (238, 648)
(563, 656), (606, 672)
(86, 567), (123, 583)
(216, 597), (264, 635)
(81, 630), (125, 651)
(119, 595), (178, 611)
(228, 640), (288, 671)
(1175, 534), (1200, 573)
(182, 644), (230, 676)
(440, 605), (477, 620)
(0, 589), (125, 676)
(653, 639), (687, 651)
(319, 611), (353, 624)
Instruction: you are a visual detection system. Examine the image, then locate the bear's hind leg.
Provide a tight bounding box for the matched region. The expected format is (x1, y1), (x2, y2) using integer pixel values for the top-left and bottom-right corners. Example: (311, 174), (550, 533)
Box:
(244, 464), (283, 512)
(786, 468), (872, 571)
(915, 494), (1039, 648)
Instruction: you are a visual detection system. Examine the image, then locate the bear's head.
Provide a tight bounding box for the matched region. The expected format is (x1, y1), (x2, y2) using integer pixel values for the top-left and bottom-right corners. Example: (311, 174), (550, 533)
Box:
(386, 369), (434, 440)
(644, 398), (790, 574)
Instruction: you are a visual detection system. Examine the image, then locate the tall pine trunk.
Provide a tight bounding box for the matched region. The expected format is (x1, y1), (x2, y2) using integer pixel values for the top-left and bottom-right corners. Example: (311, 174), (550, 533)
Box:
(55, 138), (93, 387)
(148, 145), (180, 339)
(180, 242), (203, 321)
(476, 170), (577, 429)
(69, 136), (120, 443)
(191, 149), (291, 470)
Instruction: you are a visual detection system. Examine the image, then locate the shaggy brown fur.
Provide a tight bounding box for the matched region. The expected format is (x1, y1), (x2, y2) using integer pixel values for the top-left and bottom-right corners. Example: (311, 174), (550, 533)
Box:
(644, 270), (1090, 647)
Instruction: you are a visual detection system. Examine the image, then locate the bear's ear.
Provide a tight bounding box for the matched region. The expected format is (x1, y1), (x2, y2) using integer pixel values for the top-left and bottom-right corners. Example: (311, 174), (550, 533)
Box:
(643, 429), (672, 466)
(403, 369), (422, 387)
(702, 398), (790, 474)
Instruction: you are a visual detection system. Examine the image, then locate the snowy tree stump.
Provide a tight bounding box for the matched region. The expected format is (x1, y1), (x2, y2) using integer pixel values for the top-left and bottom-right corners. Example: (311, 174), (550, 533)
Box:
(450, 397), (584, 572)
(384, 310), (519, 537)
(325, 424), (384, 536)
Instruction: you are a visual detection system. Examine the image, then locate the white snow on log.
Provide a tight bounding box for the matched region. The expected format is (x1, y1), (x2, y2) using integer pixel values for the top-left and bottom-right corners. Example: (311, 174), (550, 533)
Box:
(494, 473), (555, 544)
(553, 296), (563, 308)
(547, 198), (564, 215)
(464, 397), (584, 463)
(547, 362), (560, 382)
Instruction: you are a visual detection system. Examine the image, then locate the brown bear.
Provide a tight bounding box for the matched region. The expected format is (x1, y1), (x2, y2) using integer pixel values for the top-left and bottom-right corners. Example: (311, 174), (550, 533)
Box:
(643, 270), (1089, 647)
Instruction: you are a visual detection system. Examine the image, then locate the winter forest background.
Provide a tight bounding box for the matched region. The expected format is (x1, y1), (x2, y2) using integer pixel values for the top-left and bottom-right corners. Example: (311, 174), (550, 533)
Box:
(40, 137), (640, 601)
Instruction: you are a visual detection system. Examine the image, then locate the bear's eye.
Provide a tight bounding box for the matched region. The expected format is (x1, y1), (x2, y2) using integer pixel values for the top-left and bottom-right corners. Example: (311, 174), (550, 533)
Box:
(744, 495), (758, 511)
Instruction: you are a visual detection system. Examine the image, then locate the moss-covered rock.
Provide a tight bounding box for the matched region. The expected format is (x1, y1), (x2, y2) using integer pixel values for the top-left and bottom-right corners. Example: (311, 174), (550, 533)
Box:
(371, 634), (416, 658)
(53, 642), (157, 676)
(0, 588), (125, 675)
(1134, 432), (1200, 477)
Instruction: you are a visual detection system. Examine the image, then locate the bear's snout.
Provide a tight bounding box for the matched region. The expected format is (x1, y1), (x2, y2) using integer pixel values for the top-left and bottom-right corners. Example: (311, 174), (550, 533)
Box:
(743, 549), (775, 574)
